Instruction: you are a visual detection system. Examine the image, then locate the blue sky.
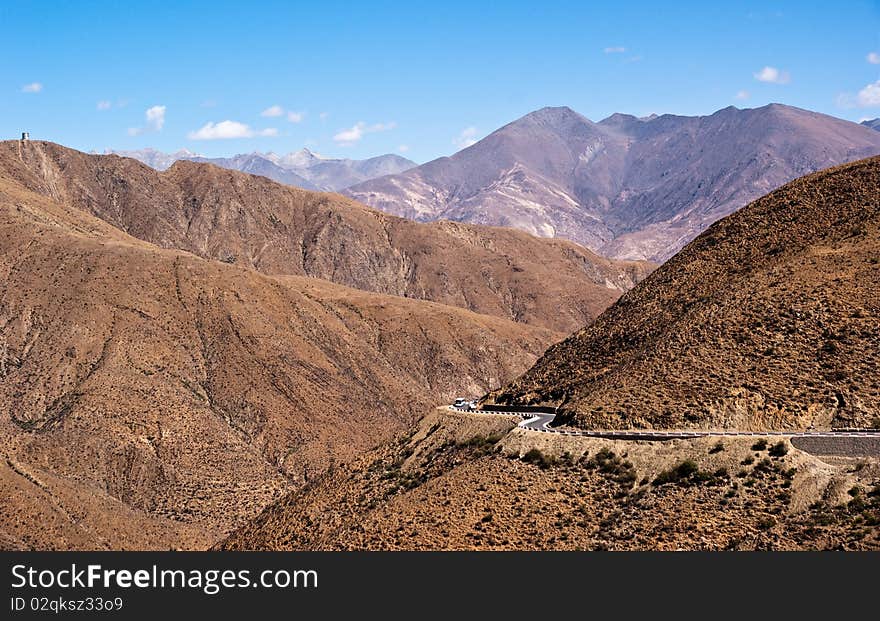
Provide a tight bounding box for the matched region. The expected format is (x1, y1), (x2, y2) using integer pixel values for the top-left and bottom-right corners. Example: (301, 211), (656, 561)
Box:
(3, 1), (880, 162)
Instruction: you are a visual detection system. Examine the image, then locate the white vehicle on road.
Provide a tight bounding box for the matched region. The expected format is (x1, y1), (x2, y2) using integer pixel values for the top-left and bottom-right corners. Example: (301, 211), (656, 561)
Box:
(452, 398), (479, 411)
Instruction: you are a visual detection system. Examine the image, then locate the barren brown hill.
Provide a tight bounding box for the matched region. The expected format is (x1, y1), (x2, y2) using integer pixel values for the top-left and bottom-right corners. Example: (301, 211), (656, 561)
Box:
(489, 157), (880, 431)
(220, 409), (880, 551)
(0, 175), (556, 550)
(0, 140), (653, 333)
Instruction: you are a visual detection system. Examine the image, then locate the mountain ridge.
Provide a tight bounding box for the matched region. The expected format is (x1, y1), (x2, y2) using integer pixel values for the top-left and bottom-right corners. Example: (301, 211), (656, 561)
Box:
(345, 103), (880, 261)
(113, 147), (416, 191)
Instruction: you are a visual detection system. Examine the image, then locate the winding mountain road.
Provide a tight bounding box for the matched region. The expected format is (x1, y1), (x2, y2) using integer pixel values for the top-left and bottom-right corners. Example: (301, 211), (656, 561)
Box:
(451, 406), (880, 439)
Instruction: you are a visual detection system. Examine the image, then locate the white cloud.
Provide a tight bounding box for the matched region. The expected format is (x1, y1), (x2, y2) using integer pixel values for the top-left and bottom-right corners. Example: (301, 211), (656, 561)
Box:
(145, 105), (166, 130)
(754, 66), (790, 84)
(261, 106), (304, 123)
(334, 123), (365, 143)
(128, 105), (166, 136)
(735, 90), (750, 100)
(857, 80), (880, 107)
(333, 121), (397, 145)
(21, 82), (42, 93)
(453, 126), (479, 149)
(603, 46), (626, 53)
(261, 105), (284, 117)
(398, 144), (410, 153)
(187, 120), (277, 140)
(868, 52), (880, 65)
(97, 100), (112, 111)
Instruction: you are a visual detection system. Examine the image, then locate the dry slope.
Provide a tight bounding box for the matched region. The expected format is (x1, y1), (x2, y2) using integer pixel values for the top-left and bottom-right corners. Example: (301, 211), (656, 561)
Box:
(220, 409), (880, 551)
(0, 140), (652, 333)
(489, 157), (880, 431)
(0, 174), (555, 550)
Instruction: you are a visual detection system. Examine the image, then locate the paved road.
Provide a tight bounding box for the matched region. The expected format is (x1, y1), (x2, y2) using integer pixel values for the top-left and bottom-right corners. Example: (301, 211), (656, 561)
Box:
(450, 406), (880, 439)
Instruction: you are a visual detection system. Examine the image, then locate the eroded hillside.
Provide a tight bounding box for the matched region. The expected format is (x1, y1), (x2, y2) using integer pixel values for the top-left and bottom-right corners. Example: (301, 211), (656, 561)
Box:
(0, 175), (554, 550)
(0, 140), (653, 333)
(489, 157), (880, 430)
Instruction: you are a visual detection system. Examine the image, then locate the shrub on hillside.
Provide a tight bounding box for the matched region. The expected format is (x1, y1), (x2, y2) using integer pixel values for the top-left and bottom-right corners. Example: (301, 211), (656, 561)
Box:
(653, 459), (699, 486)
(522, 448), (556, 469)
(768, 441), (788, 457)
(585, 447), (637, 488)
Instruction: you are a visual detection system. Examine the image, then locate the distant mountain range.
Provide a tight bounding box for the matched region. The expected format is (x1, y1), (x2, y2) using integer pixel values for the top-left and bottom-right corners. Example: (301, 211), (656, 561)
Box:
(110, 147), (416, 191)
(346, 104), (880, 262)
(862, 118), (880, 131)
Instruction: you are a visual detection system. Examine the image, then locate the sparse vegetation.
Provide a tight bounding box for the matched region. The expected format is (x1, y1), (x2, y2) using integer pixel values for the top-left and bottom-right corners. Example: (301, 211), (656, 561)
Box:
(522, 448), (556, 470)
(751, 439), (768, 451)
(769, 441), (788, 457)
(584, 448), (637, 488)
(653, 459), (699, 486)
(709, 441), (725, 454)
(457, 433), (505, 454)
(753, 458), (774, 476)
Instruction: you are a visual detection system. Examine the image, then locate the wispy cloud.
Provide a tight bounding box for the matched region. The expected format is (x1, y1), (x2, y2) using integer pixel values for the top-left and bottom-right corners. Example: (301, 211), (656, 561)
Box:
(398, 144), (410, 153)
(21, 82), (42, 93)
(187, 120), (277, 140)
(857, 80), (880, 107)
(453, 127), (479, 149)
(319, 112), (330, 121)
(868, 52), (880, 65)
(261, 105), (305, 123)
(128, 105), (166, 136)
(735, 90), (750, 100)
(96, 100), (112, 111)
(333, 121), (397, 145)
(837, 79), (880, 109)
(261, 105), (284, 117)
(754, 66), (790, 84)
(603, 46), (626, 53)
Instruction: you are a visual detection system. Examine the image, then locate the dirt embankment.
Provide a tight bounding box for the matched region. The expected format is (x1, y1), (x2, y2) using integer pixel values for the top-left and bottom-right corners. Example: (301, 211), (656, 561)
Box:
(221, 409), (880, 551)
